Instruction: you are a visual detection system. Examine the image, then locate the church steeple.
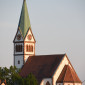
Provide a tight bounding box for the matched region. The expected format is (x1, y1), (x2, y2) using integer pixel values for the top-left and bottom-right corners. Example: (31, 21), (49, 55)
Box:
(13, 0), (36, 68)
(18, 0), (31, 39)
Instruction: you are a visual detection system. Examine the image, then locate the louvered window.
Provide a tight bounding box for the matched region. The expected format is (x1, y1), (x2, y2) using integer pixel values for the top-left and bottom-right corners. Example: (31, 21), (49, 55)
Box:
(16, 45), (22, 52)
(26, 45), (33, 52)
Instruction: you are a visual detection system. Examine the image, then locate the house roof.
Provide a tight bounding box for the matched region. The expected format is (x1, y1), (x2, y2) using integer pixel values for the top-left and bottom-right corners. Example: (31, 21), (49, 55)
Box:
(57, 65), (81, 83)
(18, 0), (31, 39)
(20, 54), (65, 83)
(0, 80), (6, 85)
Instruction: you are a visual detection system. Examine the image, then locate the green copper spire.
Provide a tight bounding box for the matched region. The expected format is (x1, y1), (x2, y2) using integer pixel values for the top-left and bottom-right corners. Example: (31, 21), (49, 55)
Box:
(18, 0), (31, 39)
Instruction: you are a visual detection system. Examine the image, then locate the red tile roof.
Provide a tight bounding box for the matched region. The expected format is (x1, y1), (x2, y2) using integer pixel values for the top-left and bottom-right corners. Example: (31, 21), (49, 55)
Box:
(57, 65), (81, 83)
(20, 54), (65, 83)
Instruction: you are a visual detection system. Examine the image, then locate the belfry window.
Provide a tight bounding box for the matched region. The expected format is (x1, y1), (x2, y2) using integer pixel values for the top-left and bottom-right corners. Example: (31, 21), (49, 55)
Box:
(26, 45), (33, 52)
(30, 45), (33, 52)
(26, 45), (29, 52)
(16, 45), (22, 52)
(29, 45), (31, 52)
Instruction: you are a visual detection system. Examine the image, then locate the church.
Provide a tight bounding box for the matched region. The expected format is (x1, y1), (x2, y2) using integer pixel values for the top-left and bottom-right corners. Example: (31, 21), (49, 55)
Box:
(13, 0), (82, 85)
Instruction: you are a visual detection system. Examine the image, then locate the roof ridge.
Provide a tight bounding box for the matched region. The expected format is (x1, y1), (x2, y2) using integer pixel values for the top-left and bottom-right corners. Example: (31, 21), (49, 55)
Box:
(34, 54), (65, 56)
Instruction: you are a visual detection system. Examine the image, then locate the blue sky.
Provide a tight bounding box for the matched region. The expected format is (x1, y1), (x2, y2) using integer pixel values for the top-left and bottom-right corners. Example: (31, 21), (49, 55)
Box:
(0, 0), (85, 82)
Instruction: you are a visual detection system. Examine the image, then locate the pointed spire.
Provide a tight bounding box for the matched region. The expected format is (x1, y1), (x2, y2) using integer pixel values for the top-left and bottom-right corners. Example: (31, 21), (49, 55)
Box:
(23, 0), (26, 2)
(18, 0), (31, 39)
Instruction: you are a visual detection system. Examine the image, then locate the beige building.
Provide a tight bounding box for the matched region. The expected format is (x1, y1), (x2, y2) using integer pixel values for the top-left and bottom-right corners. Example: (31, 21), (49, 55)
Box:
(13, 0), (82, 85)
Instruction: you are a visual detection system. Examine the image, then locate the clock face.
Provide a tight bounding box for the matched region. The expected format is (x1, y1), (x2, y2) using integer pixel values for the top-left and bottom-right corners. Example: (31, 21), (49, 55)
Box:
(28, 34), (32, 40)
(17, 34), (21, 40)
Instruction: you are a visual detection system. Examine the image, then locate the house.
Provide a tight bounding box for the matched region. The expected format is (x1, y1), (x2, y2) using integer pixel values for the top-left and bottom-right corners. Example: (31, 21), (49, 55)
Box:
(0, 80), (6, 85)
(13, 0), (82, 85)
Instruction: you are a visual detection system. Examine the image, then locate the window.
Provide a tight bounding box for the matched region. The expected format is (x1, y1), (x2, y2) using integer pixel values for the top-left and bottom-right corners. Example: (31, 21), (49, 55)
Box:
(18, 60), (20, 64)
(16, 45), (22, 52)
(29, 45), (31, 52)
(26, 45), (33, 52)
(26, 45), (29, 52)
(30, 45), (33, 52)
(46, 81), (50, 85)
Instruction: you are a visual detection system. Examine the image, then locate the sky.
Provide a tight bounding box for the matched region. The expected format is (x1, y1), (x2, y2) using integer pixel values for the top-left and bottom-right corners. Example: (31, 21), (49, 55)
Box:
(0, 0), (85, 83)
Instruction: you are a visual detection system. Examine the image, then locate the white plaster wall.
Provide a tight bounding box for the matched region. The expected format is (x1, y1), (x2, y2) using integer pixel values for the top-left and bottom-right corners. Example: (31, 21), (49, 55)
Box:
(53, 55), (71, 85)
(64, 83), (73, 85)
(74, 83), (82, 85)
(14, 43), (24, 54)
(40, 78), (52, 85)
(15, 30), (23, 42)
(25, 29), (35, 42)
(57, 83), (63, 85)
(24, 55), (29, 62)
(24, 43), (35, 55)
(15, 55), (23, 68)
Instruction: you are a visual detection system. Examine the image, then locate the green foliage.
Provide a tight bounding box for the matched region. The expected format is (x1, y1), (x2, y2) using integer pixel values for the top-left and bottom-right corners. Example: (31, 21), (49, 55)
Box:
(0, 66), (38, 85)
(24, 73), (38, 85)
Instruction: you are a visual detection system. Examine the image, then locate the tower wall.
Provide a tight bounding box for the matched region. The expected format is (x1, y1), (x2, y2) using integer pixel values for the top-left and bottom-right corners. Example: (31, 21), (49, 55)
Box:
(14, 55), (24, 68)
(14, 42), (24, 68)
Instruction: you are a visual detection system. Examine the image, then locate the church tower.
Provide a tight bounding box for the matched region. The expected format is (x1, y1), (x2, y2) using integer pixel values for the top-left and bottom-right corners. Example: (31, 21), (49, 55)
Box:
(13, 0), (36, 68)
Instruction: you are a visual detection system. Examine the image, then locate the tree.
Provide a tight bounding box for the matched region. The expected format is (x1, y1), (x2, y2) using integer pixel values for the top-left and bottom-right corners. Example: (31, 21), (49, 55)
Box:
(24, 73), (38, 85)
(0, 66), (39, 85)
(0, 67), (9, 80)
(7, 66), (21, 85)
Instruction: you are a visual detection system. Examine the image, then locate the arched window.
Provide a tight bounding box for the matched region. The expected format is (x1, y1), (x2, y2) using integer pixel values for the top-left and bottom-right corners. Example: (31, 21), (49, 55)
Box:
(30, 45), (33, 52)
(26, 45), (29, 52)
(18, 60), (20, 64)
(29, 45), (31, 52)
(26, 45), (33, 52)
(46, 81), (50, 85)
(16, 45), (22, 52)
(20, 45), (22, 52)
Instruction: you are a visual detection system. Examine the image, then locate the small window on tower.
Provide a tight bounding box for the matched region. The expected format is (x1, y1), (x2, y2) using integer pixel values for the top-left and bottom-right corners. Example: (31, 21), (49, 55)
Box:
(18, 60), (20, 64)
